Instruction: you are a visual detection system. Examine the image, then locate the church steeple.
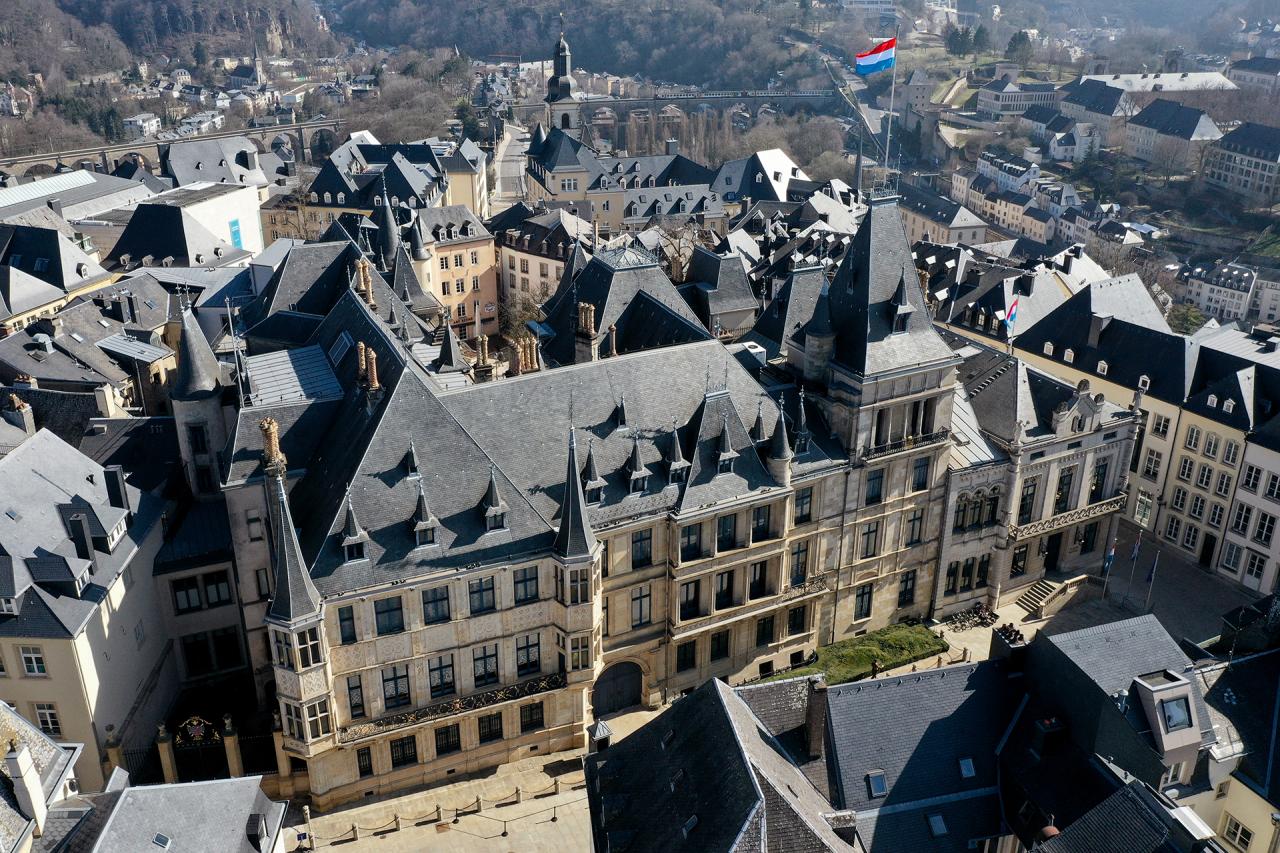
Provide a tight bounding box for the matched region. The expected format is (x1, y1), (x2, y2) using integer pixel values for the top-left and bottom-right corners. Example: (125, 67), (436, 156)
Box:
(260, 418), (321, 626)
(553, 428), (596, 561)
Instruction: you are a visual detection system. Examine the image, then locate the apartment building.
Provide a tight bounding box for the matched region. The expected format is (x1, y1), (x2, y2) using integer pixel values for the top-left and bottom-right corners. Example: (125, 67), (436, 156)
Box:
(1123, 99), (1222, 172)
(1202, 122), (1280, 207)
(1175, 261), (1258, 321)
(897, 182), (987, 245)
(487, 201), (593, 307)
(976, 75), (1063, 120)
(1227, 55), (1280, 95)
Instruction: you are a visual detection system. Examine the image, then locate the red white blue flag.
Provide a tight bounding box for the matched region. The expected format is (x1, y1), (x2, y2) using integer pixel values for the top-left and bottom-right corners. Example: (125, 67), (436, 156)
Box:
(855, 38), (897, 75)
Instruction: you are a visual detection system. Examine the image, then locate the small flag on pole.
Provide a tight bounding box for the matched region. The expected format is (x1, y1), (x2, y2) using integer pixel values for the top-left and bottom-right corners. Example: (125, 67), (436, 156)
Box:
(1146, 551), (1160, 583)
(1103, 540), (1116, 575)
(1129, 533), (1141, 562)
(1007, 295), (1019, 328)
(855, 38), (897, 75)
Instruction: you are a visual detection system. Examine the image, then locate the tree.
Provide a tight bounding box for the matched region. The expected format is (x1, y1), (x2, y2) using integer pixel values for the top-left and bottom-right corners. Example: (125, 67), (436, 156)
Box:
(972, 25), (991, 54)
(193, 42), (208, 67)
(1005, 31), (1034, 67)
(1167, 303), (1207, 335)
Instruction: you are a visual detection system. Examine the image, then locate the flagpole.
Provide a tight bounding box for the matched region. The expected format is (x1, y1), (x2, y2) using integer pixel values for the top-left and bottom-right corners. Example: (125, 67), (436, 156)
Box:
(882, 26), (900, 172)
(1144, 551), (1160, 612)
(1101, 536), (1117, 601)
(1123, 531), (1141, 607)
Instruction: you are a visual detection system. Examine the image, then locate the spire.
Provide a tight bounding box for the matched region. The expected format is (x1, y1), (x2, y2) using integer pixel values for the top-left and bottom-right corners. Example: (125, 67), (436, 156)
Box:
(615, 394), (627, 429)
(853, 137), (864, 203)
(627, 435), (646, 481)
(341, 490), (367, 546)
(667, 419), (690, 481)
(751, 400), (767, 443)
(412, 479), (437, 532)
(769, 397), (793, 462)
(795, 388), (811, 453)
(553, 428), (597, 560)
(409, 217), (427, 261)
(376, 178), (399, 271)
(717, 412), (739, 471)
(404, 440), (420, 475)
(432, 323), (470, 373)
(172, 307), (221, 402)
(261, 420), (320, 625)
(482, 464), (508, 519)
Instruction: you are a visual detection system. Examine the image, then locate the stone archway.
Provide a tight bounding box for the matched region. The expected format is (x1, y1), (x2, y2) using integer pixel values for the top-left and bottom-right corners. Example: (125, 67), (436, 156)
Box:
(592, 661), (643, 716)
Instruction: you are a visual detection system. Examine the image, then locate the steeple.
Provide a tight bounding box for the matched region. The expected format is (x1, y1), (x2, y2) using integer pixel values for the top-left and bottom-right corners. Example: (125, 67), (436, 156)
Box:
(432, 323), (470, 373)
(171, 307), (221, 401)
(481, 464), (508, 525)
(767, 397), (794, 487)
(615, 394), (628, 430)
(341, 491), (367, 547)
(553, 429), (597, 560)
(626, 435), (646, 484)
(795, 388), (811, 454)
(376, 178), (399, 271)
(716, 412), (738, 473)
(667, 420), (690, 483)
(409, 216), (427, 261)
(411, 479), (438, 540)
(547, 27), (575, 103)
(751, 400), (767, 443)
(260, 419), (320, 625)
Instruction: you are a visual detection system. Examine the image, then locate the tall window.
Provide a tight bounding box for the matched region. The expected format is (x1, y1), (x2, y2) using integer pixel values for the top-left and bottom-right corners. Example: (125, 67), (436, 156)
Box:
(717, 515), (737, 551)
(752, 505), (772, 541)
(569, 569), (589, 605)
(905, 509), (924, 546)
(1053, 467), (1075, 514)
(429, 654), (455, 698)
(861, 520), (879, 559)
(710, 630), (730, 661)
(391, 735), (419, 767)
(756, 615), (775, 647)
(570, 636), (591, 670)
(749, 561), (768, 599)
(1011, 546), (1028, 577)
(945, 561), (959, 595)
(514, 567), (539, 605)
(382, 664), (411, 709)
(473, 644), (499, 687)
(338, 606), (356, 644)
(865, 469), (884, 505)
(854, 583), (873, 620)
(296, 627), (323, 669)
(34, 703), (60, 738)
(976, 555), (990, 588)
(898, 570), (916, 606)
(676, 641), (696, 672)
(520, 702), (545, 733)
(357, 747), (373, 778)
(469, 577), (496, 614)
(517, 634), (541, 676)
(346, 675), (365, 718)
(680, 524), (702, 562)
(306, 699), (332, 740)
(790, 541), (809, 586)
(715, 570), (735, 609)
(961, 558), (975, 591)
(20, 646), (45, 676)
(374, 596), (405, 636)
(631, 585), (652, 627)
(478, 712), (504, 744)
(632, 529), (653, 567)
(1018, 480), (1038, 525)
(794, 487), (813, 524)
(422, 587), (450, 624)
(679, 580), (700, 620)
(1090, 460), (1109, 503)
(787, 605), (807, 636)
(282, 703), (304, 740)
(912, 458), (930, 492)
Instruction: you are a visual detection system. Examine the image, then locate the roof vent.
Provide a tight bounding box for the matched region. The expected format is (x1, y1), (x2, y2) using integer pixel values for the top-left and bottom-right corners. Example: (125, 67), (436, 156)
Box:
(153, 834), (173, 849)
(681, 815), (698, 838)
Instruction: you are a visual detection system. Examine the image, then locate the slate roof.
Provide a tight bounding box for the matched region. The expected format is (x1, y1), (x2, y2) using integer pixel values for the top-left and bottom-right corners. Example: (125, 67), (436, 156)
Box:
(585, 679), (850, 853)
(1232, 55), (1280, 75)
(0, 701), (77, 852)
(171, 308), (222, 401)
(104, 203), (249, 269)
(159, 137), (288, 188)
(712, 149), (810, 203)
(0, 265), (63, 321)
(1195, 650), (1280, 802)
(0, 222), (109, 293)
(1128, 99), (1220, 141)
(1217, 122), (1280, 161)
(1062, 79), (1128, 116)
(1033, 782), (1184, 853)
(678, 246), (758, 329)
(745, 266), (825, 359)
(897, 183), (984, 232)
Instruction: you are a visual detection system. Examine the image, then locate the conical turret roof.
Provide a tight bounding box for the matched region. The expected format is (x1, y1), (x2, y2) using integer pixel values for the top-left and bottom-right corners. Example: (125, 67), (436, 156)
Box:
(553, 429), (597, 560)
(171, 307), (221, 402)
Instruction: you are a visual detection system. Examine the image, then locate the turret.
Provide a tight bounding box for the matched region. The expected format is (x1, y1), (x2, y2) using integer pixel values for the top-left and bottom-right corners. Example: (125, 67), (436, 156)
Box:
(767, 397), (793, 487)
(553, 429), (597, 562)
(171, 307), (227, 497)
(803, 280), (835, 384)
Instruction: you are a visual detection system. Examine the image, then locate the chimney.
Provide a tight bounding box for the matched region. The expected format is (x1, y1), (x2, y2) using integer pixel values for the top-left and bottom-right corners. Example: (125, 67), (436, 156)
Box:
(125, 292), (140, 320)
(665, 138), (679, 156)
(46, 197), (63, 219)
(606, 324), (617, 357)
(13, 374), (36, 390)
(259, 417), (286, 477)
(473, 336), (494, 383)
(104, 465), (130, 515)
(576, 303), (598, 363)
(69, 512), (98, 573)
(2, 395), (34, 436)
(805, 675), (828, 759)
(5, 743), (47, 837)
(356, 341), (367, 383)
(245, 813), (267, 852)
(366, 350), (381, 393)
(1087, 313), (1111, 349)
(1017, 273), (1034, 295)
(1062, 253), (1074, 274)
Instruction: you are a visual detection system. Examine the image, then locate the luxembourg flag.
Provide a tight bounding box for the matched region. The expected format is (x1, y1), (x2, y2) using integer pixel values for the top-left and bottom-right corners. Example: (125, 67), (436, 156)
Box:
(855, 38), (897, 75)
(1006, 295), (1019, 328)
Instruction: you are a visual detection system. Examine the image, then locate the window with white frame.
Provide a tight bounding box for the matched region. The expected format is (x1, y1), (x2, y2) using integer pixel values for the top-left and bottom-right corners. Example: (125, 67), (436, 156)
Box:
(34, 703), (60, 738)
(1222, 814), (1253, 850)
(20, 646), (45, 676)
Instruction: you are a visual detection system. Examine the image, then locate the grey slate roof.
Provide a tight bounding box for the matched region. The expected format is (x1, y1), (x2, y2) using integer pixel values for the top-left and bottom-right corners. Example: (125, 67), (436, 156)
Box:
(552, 429), (596, 560)
(170, 308), (222, 401)
(746, 266), (825, 359)
(0, 701), (76, 852)
(104, 203), (249, 269)
(1033, 782), (1181, 853)
(267, 472), (321, 624)
(1128, 99), (1220, 141)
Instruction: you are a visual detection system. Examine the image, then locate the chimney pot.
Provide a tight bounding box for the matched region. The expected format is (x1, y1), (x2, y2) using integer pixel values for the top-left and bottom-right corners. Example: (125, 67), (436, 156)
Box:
(356, 341), (367, 382)
(366, 350), (381, 392)
(258, 418), (285, 475)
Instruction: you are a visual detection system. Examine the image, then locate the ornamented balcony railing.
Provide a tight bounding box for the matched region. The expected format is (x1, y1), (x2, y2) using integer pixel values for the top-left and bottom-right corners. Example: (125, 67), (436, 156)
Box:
(673, 574), (832, 635)
(338, 672), (568, 744)
(1008, 494), (1127, 541)
(861, 428), (950, 461)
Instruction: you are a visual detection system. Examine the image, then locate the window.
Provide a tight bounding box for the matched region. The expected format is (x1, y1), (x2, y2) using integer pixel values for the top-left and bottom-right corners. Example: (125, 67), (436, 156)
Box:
(1011, 546), (1028, 577)
(1204, 434), (1220, 458)
(976, 555), (990, 588)
(790, 541), (809, 586)
(20, 646), (45, 676)
(567, 568), (589, 605)
(717, 514), (737, 551)
(478, 712), (504, 744)
(1182, 524), (1199, 550)
(865, 469), (884, 505)
(1178, 457), (1194, 481)
(679, 580), (700, 620)
(473, 644), (499, 687)
(296, 627), (322, 669)
(631, 585), (652, 627)
(34, 703), (60, 738)
(1247, 551), (1267, 580)
(282, 702), (304, 740)
(1185, 425), (1201, 450)
(1257, 512), (1276, 547)
(338, 606), (357, 644)
(861, 520), (879, 559)
(1197, 464), (1213, 490)
(1018, 480), (1038, 525)
(752, 505), (771, 541)
(715, 570), (735, 609)
(382, 664), (411, 709)
(1172, 487), (1188, 511)
(357, 747), (373, 778)
(1143, 449), (1163, 480)
(854, 583), (873, 621)
(1152, 414), (1170, 437)
(905, 509), (924, 546)
(756, 615), (775, 647)
(391, 735), (419, 767)
(347, 675), (365, 719)
(255, 568), (270, 601)
(632, 529), (653, 568)
(374, 597), (404, 635)
(928, 814), (948, 838)
(748, 561), (768, 600)
(959, 757), (976, 779)
(676, 641), (697, 672)
(172, 577), (202, 614)
(944, 561), (959, 595)
(469, 577), (497, 614)
(429, 654), (455, 698)
(422, 586), (450, 624)
(868, 770), (888, 798)
(794, 487), (813, 524)
(1190, 495), (1206, 519)
(1210, 503), (1225, 528)
(1053, 466), (1075, 514)
(571, 636), (591, 670)
(680, 524), (702, 562)
(521, 702), (545, 733)
(1165, 516), (1182, 542)
(188, 424), (208, 454)
(1216, 472), (1233, 497)
(1223, 542), (1242, 573)
(898, 570), (916, 606)
(1244, 464), (1263, 492)
(1224, 442), (1239, 465)
(1268, 474), (1280, 501)
(788, 605), (807, 636)
(271, 630), (293, 670)
(1233, 504), (1254, 535)
(912, 458), (930, 492)
(1222, 814), (1252, 850)
(306, 699), (332, 740)
(1090, 460), (1109, 503)
(509, 566), (539, 605)
(710, 630), (730, 661)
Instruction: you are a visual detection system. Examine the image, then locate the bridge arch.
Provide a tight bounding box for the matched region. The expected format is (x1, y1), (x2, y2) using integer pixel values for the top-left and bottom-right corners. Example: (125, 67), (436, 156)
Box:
(308, 128), (339, 161)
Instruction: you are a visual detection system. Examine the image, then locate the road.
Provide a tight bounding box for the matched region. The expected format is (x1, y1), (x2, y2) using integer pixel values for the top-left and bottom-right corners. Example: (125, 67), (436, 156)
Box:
(491, 123), (529, 214)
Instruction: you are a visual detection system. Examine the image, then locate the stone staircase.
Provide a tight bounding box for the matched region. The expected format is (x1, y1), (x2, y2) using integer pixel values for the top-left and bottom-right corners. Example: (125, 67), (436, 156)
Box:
(1014, 579), (1058, 614)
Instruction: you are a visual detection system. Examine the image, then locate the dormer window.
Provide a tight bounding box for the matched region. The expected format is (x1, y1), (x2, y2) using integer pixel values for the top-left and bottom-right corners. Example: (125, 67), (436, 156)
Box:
(1224, 400), (1236, 414)
(415, 526), (436, 547)
(344, 541), (365, 562)
(718, 458), (733, 475)
(337, 192), (345, 204)
(893, 312), (908, 334)
(631, 476), (647, 494)
(586, 485), (603, 503)
(1160, 697), (1192, 732)
(0, 598), (16, 615)
(1207, 394), (1218, 408)
(1097, 360), (1108, 376)
(1138, 375), (1151, 391)
(669, 468), (686, 485)
(1063, 348), (1074, 364)
(487, 512), (506, 531)
(1043, 342), (1054, 356)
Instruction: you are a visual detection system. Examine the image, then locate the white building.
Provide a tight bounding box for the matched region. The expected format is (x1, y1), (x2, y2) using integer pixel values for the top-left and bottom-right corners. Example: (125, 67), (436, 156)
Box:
(123, 113), (162, 139)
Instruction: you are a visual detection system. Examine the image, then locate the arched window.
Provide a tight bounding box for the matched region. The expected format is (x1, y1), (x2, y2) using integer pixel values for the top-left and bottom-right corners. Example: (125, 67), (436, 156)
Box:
(1043, 342), (1054, 356)
(953, 497), (968, 533)
(337, 192), (345, 204)
(309, 192), (318, 203)
(323, 192), (331, 204)
(560, 113), (571, 129)
(984, 490), (1000, 525)
(1064, 348), (1075, 364)
(966, 494), (984, 528)
(1097, 360), (1108, 376)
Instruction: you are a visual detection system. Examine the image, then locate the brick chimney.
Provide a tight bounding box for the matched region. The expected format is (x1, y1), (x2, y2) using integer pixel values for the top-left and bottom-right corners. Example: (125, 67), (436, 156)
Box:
(259, 417), (286, 477)
(473, 335), (494, 383)
(2, 394), (34, 436)
(366, 350), (381, 393)
(606, 323), (617, 358)
(356, 341), (367, 384)
(575, 302), (597, 363)
(805, 675), (828, 759)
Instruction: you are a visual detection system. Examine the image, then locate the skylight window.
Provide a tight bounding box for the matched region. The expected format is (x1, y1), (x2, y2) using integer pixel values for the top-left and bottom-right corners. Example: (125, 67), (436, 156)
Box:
(959, 757), (976, 779)
(868, 770), (888, 798)
(927, 814), (948, 837)
(1160, 697), (1192, 732)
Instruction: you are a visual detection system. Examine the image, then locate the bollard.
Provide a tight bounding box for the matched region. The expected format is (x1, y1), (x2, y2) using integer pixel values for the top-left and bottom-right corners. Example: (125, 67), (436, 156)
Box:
(395, 814), (403, 831)
(515, 786), (523, 803)
(475, 795), (483, 814)
(304, 805), (315, 851)
(502, 820), (509, 838)
(554, 778), (562, 795)
(351, 823), (360, 841)
(434, 804), (442, 823)
(551, 806), (559, 823)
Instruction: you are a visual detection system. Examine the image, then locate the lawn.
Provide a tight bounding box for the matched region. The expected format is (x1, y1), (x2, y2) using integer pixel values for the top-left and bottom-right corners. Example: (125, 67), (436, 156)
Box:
(768, 623), (949, 685)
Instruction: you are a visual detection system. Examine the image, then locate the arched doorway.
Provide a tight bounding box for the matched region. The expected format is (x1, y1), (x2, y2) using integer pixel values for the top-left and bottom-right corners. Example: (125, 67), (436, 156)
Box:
(560, 112), (571, 130)
(592, 661), (643, 716)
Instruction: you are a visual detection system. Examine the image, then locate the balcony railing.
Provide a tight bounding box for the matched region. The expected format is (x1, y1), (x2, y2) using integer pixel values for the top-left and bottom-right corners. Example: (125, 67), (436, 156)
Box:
(338, 672), (567, 744)
(1008, 494), (1127, 540)
(672, 574), (831, 635)
(861, 428), (950, 461)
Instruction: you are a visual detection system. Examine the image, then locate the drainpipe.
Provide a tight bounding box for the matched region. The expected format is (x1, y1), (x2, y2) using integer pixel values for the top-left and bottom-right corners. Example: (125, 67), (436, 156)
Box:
(830, 463), (852, 646)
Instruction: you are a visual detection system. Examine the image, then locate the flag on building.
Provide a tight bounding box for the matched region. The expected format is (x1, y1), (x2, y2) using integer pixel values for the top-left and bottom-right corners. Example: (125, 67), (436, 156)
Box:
(1146, 551), (1160, 583)
(1103, 540), (1116, 574)
(1129, 533), (1141, 562)
(1007, 295), (1019, 328)
(855, 38), (897, 75)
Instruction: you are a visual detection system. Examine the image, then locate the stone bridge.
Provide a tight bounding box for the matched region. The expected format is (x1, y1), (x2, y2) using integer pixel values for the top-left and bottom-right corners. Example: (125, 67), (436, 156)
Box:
(514, 89), (850, 130)
(0, 118), (344, 177)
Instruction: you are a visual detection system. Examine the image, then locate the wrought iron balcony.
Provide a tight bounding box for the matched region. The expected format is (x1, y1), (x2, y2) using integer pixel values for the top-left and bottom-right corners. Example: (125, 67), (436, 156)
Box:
(338, 672), (568, 744)
(861, 428), (950, 462)
(1008, 494), (1127, 541)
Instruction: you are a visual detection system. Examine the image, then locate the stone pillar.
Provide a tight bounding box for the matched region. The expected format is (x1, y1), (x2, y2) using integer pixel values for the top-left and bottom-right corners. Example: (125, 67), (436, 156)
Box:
(103, 729), (123, 777)
(156, 724), (178, 785)
(223, 714), (244, 778)
(272, 712), (295, 797)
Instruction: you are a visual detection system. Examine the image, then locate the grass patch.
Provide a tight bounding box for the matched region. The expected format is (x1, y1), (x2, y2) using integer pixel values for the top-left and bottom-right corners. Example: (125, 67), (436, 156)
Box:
(767, 623), (949, 685)
(1249, 228), (1280, 258)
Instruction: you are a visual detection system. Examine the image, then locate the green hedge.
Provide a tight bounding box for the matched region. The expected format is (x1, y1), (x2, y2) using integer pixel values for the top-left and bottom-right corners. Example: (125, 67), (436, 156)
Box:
(769, 623), (949, 686)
